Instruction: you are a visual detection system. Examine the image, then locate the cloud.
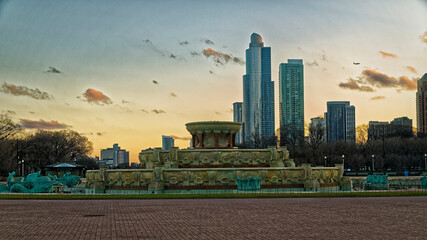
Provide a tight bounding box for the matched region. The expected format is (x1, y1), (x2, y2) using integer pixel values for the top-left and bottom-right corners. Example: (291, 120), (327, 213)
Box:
(202, 48), (244, 66)
(341, 70), (417, 92)
(321, 51), (327, 61)
(4, 110), (16, 115)
(141, 109), (149, 113)
(142, 39), (165, 56)
(82, 88), (113, 105)
(306, 60), (319, 67)
(201, 38), (214, 45)
(379, 51), (397, 58)
(45, 67), (61, 73)
(179, 41), (189, 46)
(152, 109), (165, 114)
(363, 70), (416, 90)
(20, 119), (69, 130)
(152, 80), (159, 84)
(170, 135), (192, 141)
(190, 51), (200, 57)
(116, 104), (132, 113)
(142, 39), (186, 61)
(0, 82), (54, 100)
(170, 92), (177, 97)
(405, 66), (417, 74)
(370, 96), (385, 101)
(338, 79), (375, 92)
(420, 30), (427, 44)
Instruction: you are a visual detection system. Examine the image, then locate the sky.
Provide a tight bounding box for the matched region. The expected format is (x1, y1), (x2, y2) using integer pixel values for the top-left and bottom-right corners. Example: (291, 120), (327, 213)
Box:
(0, 0), (426, 163)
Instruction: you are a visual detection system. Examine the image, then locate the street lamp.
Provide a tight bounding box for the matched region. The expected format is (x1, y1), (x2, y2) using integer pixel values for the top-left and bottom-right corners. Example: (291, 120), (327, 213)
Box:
(324, 156), (327, 167)
(424, 154), (427, 171)
(342, 154), (345, 168)
(371, 154), (375, 172)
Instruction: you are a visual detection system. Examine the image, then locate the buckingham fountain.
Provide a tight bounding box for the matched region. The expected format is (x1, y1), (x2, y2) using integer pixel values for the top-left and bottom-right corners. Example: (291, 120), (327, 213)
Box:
(86, 121), (350, 193)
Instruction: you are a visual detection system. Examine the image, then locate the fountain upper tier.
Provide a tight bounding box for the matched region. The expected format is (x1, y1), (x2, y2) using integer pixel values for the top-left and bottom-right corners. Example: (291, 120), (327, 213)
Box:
(185, 121), (242, 149)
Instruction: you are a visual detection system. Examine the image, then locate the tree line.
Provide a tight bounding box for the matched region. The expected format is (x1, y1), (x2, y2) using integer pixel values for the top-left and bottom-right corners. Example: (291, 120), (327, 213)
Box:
(0, 115), (96, 177)
(242, 123), (427, 172)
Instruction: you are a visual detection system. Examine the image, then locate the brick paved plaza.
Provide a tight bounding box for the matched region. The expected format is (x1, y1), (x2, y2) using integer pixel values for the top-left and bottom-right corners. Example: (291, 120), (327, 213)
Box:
(0, 197), (426, 239)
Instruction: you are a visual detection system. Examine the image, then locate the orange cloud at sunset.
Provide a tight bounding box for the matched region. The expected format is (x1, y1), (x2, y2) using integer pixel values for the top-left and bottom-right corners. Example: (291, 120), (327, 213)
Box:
(20, 119), (69, 129)
(379, 50), (397, 58)
(405, 66), (417, 74)
(170, 135), (192, 141)
(338, 79), (374, 92)
(420, 30), (427, 44)
(82, 88), (112, 105)
(1, 82), (54, 100)
(202, 48), (244, 65)
(370, 96), (385, 101)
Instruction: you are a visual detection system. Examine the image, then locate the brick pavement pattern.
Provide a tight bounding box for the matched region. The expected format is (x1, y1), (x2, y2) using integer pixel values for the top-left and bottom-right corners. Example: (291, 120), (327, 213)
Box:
(0, 197), (426, 239)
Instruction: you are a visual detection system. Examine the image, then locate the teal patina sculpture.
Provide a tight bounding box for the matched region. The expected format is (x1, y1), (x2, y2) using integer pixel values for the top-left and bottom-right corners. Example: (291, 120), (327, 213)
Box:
(236, 177), (262, 191)
(364, 174), (389, 190)
(0, 171), (66, 193)
(57, 172), (82, 188)
(421, 177), (427, 190)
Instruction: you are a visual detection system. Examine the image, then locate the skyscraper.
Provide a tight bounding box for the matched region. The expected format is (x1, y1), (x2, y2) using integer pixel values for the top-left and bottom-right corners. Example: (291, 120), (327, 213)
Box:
(100, 143), (129, 168)
(162, 135), (174, 151)
(242, 33), (275, 143)
(325, 101), (355, 142)
(233, 102), (243, 144)
(279, 59), (304, 142)
(416, 73), (427, 135)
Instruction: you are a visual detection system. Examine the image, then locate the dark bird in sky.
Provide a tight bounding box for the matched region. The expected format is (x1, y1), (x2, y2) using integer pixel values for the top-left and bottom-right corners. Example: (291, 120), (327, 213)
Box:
(353, 62), (360, 65)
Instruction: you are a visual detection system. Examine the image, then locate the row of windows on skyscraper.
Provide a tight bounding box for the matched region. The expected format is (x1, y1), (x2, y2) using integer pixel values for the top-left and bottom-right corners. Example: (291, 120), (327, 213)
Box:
(233, 33), (427, 145)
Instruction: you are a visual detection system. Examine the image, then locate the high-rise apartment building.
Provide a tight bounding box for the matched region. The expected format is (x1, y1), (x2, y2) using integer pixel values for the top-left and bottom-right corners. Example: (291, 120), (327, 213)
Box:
(325, 101), (355, 142)
(162, 135), (174, 151)
(368, 116), (413, 140)
(100, 143), (129, 168)
(242, 33), (275, 143)
(416, 73), (427, 135)
(309, 116), (326, 142)
(233, 102), (244, 144)
(279, 59), (304, 142)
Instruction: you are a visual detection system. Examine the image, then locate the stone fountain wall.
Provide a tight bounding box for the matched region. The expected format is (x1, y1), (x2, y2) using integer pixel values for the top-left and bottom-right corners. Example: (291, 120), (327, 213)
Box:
(86, 146), (348, 192)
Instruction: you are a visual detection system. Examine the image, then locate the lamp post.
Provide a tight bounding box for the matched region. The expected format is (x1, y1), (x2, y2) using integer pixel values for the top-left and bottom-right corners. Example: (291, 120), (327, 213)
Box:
(424, 154), (427, 171)
(324, 156), (327, 167)
(371, 154), (375, 172)
(21, 159), (25, 176)
(342, 154), (345, 169)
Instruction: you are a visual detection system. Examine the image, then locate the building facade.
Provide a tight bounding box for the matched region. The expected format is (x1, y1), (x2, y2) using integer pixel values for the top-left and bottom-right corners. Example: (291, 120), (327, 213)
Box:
(325, 101), (355, 142)
(162, 135), (174, 151)
(368, 117), (413, 140)
(242, 33), (275, 143)
(100, 143), (129, 168)
(417, 73), (427, 135)
(279, 59), (304, 142)
(309, 116), (326, 142)
(233, 102), (244, 144)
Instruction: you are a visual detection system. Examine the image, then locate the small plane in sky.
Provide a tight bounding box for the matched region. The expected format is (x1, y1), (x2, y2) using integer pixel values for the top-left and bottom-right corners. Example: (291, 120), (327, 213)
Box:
(353, 62), (360, 65)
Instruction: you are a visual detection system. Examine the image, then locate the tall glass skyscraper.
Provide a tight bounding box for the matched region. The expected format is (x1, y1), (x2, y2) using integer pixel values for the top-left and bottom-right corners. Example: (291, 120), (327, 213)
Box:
(325, 101), (355, 142)
(279, 59), (304, 142)
(416, 73), (427, 135)
(242, 33), (275, 142)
